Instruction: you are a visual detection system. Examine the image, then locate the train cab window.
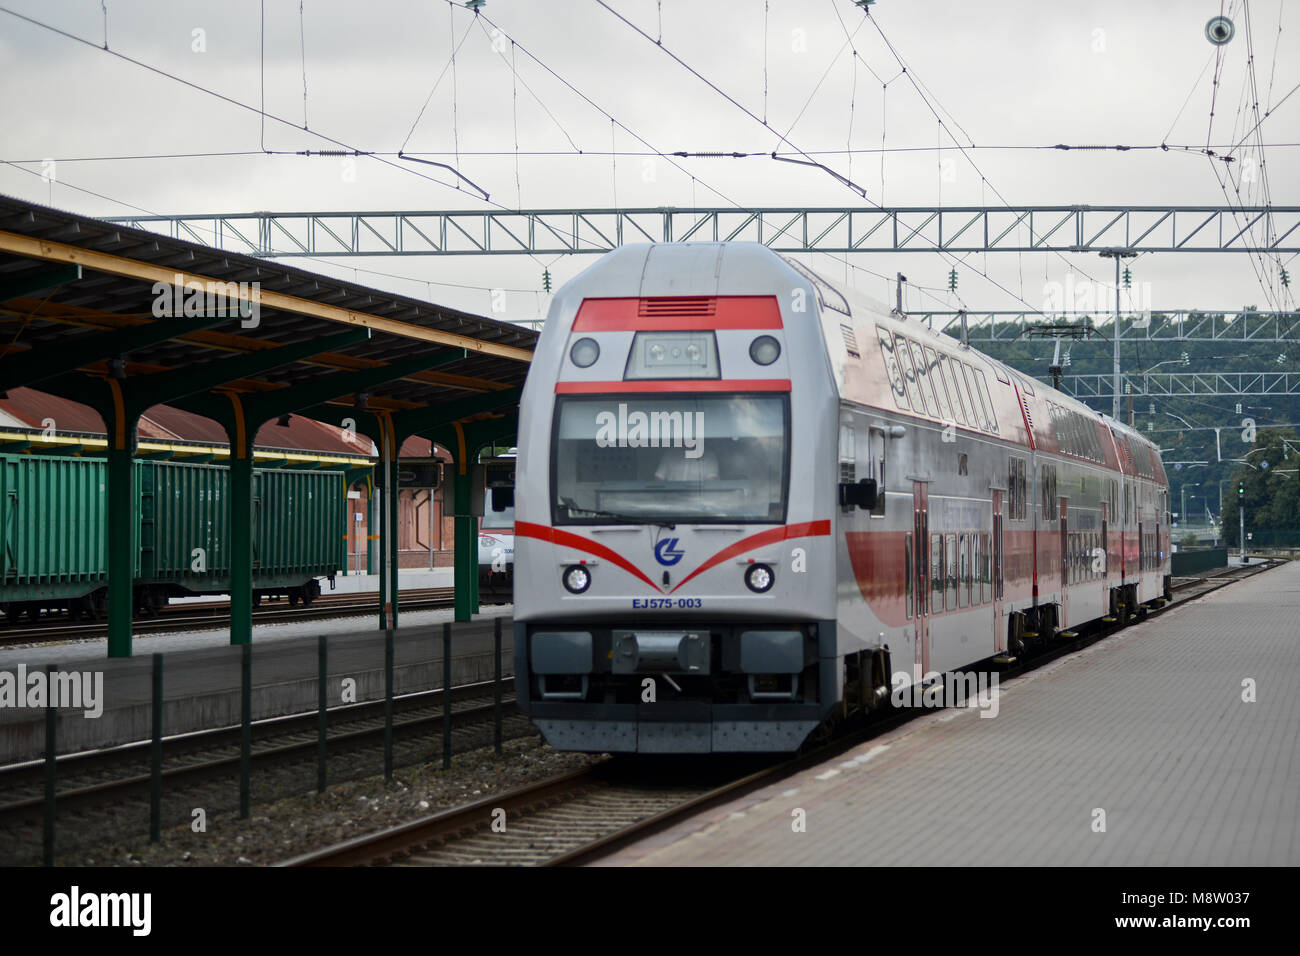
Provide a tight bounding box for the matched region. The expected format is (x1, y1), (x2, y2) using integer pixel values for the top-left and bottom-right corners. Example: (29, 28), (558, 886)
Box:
(946, 533), (958, 610)
(877, 329), (909, 411)
(905, 533), (913, 619)
(551, 394), (789, 525)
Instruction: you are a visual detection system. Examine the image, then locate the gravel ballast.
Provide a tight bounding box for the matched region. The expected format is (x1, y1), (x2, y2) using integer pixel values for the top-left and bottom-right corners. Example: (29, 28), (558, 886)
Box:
(55, 737), (604, 867)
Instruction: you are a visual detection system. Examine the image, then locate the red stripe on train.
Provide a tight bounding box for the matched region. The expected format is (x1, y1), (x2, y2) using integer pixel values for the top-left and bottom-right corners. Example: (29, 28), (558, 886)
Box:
(513, 521), (660, 591)
(573, 296), (783, 332)
(555, 380), (791, 394)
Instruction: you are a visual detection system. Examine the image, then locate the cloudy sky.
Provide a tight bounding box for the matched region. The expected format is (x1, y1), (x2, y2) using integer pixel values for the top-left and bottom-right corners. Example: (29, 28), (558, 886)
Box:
(1, 0), (1295, 327)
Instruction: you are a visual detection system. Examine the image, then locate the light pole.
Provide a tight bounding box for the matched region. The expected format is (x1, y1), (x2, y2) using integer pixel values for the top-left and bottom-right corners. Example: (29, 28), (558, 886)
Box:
(1099, 248), (1137, 419)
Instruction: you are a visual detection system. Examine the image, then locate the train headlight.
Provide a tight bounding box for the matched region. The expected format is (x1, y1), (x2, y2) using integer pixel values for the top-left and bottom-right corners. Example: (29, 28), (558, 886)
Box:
(749, 335), (781, 366)
(569, 337), (600, 368)
(480, 535), (499, 547)
(562, 565), (592, 594)
(744, 562), (775, 593)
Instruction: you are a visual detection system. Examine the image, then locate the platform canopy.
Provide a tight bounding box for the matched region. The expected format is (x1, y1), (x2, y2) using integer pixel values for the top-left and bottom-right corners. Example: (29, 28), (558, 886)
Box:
(0, 193), (538, 654)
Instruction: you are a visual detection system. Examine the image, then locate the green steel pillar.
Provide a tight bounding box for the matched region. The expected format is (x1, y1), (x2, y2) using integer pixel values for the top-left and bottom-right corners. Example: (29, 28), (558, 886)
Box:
(105, 390), (139, 658)
(224, 398), (256, 647)
(453, 464), (475, 622)
(376, 415), (390, 630)
(366, 476), (377, 574)
(388, 420), (400, 630)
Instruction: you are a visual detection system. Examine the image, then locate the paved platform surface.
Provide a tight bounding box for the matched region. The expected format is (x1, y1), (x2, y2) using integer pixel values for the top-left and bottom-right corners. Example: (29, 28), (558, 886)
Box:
(0, 611), (515, 763)
(600, 561), (1299, 866)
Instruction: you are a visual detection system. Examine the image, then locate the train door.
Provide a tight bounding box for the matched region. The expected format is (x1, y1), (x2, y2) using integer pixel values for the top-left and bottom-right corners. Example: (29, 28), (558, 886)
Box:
(912, 481), (930, 682)
(1059, 495), (1069, 630)
(1101, 501), (1109, 609)
(1137, 516), (1144, 601)
(992, 489), (1005, 652)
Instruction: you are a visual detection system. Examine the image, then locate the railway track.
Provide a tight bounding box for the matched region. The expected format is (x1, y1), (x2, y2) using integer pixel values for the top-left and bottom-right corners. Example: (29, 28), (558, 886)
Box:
(0, 677), (529, 865)
(287, 559), (1281, 867)
(0, 586), (513, 647)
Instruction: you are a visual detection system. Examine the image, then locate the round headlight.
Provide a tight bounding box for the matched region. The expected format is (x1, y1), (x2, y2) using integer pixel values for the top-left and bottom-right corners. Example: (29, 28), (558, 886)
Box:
(744, 562), (775, 593)
(749, 335), (781, 366)
(563, 565), (592, 594)
(569, 337), (600, 368)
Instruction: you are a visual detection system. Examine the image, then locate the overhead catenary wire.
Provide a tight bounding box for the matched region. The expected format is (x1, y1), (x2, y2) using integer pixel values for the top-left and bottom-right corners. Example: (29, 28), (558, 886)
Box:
(0, 3), (612, 256)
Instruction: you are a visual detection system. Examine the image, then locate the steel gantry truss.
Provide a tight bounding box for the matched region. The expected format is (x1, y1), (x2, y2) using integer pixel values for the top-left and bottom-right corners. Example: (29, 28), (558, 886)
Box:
(104, 205), (1300, 257)
(1048, 371), (1300, 399)
(923, 310), (1300, 343)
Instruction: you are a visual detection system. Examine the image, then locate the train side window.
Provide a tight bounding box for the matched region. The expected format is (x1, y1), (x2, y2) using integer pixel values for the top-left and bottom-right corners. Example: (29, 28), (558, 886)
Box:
(946, 532), (958, 611)
(938, 354), (968, 426)
(1041, 465), (1057, 521)
(877, 328), (909, 411)
(894, 333), (927, 414)
(959, 362), (985, 431)
(839, 424), (856, 484)
(931, 533), (944, 613)
(1008, 455), (1027, 520)
(958, 532), (969, 609)
(908, 340), (937, 417)
(979, 532), (990, 603)
(905, 532), (913, 619)
(974, 368), (998, 434)
(923, 346), (954, 424)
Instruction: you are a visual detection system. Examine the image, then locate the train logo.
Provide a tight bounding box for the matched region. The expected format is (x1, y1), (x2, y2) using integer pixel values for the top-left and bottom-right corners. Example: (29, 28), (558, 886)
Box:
(654, 538), (685, 566)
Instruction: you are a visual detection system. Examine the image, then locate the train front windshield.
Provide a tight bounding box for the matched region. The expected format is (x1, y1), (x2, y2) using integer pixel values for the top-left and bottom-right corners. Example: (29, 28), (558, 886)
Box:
(551, 394), (789, 524)
(482, 487), (515, 531)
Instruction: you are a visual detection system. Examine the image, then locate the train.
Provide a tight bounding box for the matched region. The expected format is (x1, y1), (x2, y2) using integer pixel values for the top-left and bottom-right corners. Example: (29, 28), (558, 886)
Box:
(478, 485), (516, 589)
(0, 454), (345, 622)
(512, 241), (1171, 753)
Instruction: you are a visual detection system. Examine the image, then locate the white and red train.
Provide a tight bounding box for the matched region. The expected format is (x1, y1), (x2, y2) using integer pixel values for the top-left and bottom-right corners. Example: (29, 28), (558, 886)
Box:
(512, 242), (1171, 753)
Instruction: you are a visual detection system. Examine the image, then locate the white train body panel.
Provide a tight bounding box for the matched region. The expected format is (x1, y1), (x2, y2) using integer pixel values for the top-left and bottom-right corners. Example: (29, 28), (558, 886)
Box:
(514, 243), (1170, 753)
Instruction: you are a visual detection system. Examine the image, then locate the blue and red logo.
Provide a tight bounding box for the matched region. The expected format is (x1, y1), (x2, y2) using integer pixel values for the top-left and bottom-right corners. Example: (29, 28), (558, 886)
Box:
(654, 538), (685, 566)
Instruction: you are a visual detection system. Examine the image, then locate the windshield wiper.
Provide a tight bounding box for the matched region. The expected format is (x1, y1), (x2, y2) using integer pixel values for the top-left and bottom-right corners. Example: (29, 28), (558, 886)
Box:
(560, 498), (675, 530)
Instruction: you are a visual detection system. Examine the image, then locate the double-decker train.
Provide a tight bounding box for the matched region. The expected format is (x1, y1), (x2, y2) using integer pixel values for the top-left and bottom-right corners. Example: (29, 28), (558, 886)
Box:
(513, 242), (1170, 753)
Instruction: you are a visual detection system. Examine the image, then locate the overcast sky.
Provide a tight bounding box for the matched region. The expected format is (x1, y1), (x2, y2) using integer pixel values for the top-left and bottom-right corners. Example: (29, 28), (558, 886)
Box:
(1, 0), (1296, 328)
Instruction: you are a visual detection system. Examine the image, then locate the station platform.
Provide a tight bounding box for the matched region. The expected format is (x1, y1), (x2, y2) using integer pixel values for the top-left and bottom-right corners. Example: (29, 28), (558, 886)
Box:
(0, 610), (514, 764)
(600, 560), (1300, 866)
(169, 568), (458, 604)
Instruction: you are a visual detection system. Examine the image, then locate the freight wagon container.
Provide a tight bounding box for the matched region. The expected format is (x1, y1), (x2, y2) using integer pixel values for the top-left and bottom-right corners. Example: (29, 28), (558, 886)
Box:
(0, 454), (132, 620)
(138, 461), (344, 608)
(1, 452), (346, 620)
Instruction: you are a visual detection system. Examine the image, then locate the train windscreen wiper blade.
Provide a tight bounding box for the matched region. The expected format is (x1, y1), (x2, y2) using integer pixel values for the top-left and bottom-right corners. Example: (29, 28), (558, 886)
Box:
(560, 498), (675, 530)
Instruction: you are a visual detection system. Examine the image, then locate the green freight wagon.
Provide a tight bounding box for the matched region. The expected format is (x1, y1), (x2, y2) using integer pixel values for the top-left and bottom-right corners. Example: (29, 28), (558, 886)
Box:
(0, 454), (125, 621)
(1, 453), (346, 621)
